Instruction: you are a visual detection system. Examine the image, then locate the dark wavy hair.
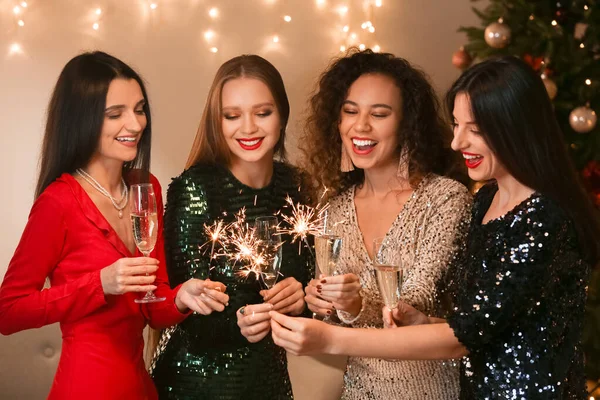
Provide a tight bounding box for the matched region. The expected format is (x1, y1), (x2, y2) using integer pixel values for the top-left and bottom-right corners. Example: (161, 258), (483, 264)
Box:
(446, 56), (600, 264)
(301, 48), (459, 199)
(36, 51), (152, 198)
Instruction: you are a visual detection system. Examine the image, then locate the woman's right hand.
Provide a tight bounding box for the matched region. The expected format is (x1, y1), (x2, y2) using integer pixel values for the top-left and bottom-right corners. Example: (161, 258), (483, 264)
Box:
(304, 278), (334, 317)
(100, 257), (159, 295)
(237, 303), (274, 343)
(382, 301), (430, 328)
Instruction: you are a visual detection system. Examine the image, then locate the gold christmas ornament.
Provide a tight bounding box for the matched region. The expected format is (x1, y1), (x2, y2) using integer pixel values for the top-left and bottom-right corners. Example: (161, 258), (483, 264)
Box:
(569, 106), (597, 133)
(484, 21), (511, 48)
(541, 74), (558, 100)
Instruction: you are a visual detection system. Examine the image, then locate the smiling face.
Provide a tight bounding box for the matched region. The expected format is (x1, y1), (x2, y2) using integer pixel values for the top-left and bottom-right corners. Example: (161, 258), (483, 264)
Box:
(220, 77), (281, 165)
(93, 78), (147, 165)
(338, 73), (402, 171)
(450, 92), (507, 181)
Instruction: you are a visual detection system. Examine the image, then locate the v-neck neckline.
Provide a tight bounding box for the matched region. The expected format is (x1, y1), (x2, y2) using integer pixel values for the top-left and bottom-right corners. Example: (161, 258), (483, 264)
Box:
(62, 173), (136, 258)
(348, 176), (427, 263)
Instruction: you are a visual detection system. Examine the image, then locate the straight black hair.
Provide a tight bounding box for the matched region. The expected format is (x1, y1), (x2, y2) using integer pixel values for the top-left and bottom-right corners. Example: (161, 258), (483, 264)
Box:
(447, 56), (600, 264)
(36, 51), (152, 198)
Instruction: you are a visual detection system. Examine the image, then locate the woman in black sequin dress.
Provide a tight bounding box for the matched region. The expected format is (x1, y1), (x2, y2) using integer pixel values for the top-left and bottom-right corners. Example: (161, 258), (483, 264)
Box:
(269, 56), (600, 399)
(150, 55), (312, 399)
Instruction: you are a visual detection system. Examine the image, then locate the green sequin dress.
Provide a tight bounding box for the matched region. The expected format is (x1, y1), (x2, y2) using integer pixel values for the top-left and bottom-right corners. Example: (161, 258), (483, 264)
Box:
(151, 162), (313, 400)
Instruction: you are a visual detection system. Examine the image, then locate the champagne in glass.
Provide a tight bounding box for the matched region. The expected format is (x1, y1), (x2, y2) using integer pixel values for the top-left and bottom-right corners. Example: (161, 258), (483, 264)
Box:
(130, 183), (166, 304)
(373, 237), (403, 310)
(313, 233), (342, 320)
(314, 233), (342, 277)
(255, 216), (282, 289)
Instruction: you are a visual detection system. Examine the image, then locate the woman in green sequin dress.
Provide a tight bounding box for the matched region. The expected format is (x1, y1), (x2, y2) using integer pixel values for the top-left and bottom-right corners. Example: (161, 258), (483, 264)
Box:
(150, 55), (312, 399)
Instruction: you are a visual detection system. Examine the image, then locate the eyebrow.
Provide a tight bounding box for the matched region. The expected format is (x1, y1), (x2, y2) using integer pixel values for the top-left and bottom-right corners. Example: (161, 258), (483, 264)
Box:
(105, 99), (146, 112)
(452, 116), (477, 125)
(343, 100), (392, 110)
(222, 102), (275, 111)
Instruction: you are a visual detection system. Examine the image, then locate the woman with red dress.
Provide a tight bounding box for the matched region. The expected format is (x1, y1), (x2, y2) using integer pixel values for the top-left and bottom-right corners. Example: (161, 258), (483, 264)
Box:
(0, 51), (229, 399)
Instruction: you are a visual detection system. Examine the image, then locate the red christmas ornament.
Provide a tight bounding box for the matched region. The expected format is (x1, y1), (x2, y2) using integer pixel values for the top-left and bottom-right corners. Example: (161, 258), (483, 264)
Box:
(582, 160), (600, 207)
(523, 54), (544, 71)
(452, 47), (473, 70)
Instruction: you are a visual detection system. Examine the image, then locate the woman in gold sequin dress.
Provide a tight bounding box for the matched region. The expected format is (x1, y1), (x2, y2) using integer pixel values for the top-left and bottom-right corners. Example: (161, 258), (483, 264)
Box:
(150, 55), (312, 399)
(271, 56), (600, 399)
(299, 49), (471, 399)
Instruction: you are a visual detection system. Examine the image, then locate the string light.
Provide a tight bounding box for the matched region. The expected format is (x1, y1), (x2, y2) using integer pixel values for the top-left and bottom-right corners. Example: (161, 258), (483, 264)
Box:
(337, 5), (348, 16)
(350, 32), (357, 39)
(272, 35), (279, 43)
(20, 2), (27, 7)
(210, 47), (218, 53)
(316, 0), (326, 7)
(150, 3), (157, 10)
(95, 8), (102, 15)
(551, 20), (558, 26)
(586, 79), (592, 85)
(93, 22), (99, 30)
(580, 43), (585, 48)
(373, 44), (381, 52)
(375, 0), (383, 6)
(209, 7), (219, 18)
(283, 15), (291, 22)
(342, 25), (349, 32)
(204, 30), (215, 40)
(18, 19), (24, 26)
(13, 6), (21, 15)
(9, 43), (22, 54)
(359, 43), (366, 50)
(584, 5), (589, 10)
(369, 26), (375, 33)
(340, 45), (346, 52)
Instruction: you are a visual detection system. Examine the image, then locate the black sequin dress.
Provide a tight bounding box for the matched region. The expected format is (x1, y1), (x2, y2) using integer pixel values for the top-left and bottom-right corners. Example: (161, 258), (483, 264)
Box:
(151, 162), (313, 400)
(447, 183), (590, 399)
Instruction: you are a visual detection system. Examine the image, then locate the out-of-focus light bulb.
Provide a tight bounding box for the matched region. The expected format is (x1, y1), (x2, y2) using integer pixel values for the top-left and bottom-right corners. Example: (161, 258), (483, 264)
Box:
(209, 7), (219, 18)
(283, 15), (291, 22)
(18, 19), (25, 26)
(210, 47), (218, 53)
(273, 35), (279, 43)
(96, 8), (102, 15)
(204, 30), (215, 40)
(93, 22), (100, 30)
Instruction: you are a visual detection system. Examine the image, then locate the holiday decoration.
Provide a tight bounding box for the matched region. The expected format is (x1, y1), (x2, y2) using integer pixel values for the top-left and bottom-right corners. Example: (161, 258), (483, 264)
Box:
(570, 106), (597, 133)
(452, 47), (473, 69)
(484, 20), (511, 48)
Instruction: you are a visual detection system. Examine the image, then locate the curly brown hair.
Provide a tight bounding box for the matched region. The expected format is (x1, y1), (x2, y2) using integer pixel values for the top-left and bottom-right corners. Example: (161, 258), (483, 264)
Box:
(301, 48), (460, 199)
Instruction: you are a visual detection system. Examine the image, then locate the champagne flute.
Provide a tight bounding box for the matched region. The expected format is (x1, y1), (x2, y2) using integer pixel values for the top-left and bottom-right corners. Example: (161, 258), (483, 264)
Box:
(130, 183), (166, 303)
(313, 232), (342, 319)
(373, 237), (403, 311)
(254, 216), (282, 289)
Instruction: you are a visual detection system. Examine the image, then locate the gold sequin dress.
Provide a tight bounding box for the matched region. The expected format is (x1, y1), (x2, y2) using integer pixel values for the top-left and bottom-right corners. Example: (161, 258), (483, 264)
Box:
(328, 174), (472, 400)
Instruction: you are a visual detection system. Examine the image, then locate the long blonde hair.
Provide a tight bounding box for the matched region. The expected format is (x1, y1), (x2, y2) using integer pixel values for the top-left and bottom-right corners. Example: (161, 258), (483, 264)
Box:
(185, 54), (290, 169)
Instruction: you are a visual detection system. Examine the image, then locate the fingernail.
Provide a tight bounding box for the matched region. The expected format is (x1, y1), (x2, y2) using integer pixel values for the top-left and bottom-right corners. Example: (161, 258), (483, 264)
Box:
(327, 310), (332, 315)
(320, 279), (326, 284)
(317, 289), (322, 294)
(316, 285), (322, 290)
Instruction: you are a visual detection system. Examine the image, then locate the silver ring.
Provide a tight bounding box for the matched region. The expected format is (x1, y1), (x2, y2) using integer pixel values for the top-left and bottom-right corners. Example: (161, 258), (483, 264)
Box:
(239, 306), (246, 315)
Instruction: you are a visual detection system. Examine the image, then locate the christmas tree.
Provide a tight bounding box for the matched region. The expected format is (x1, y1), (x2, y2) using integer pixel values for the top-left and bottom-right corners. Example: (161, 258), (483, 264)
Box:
(453, 0), (600, 393)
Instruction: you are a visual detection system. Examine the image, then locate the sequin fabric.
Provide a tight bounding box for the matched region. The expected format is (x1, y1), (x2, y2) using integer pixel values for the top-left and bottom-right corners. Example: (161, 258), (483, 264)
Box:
(150, 162), (313, 400)
(446, 183), (590, 399)
(327, 174), (472, 399)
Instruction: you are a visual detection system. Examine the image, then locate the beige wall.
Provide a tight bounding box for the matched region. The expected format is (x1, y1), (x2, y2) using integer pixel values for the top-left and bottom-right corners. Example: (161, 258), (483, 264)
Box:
(0, 0), (484, 398)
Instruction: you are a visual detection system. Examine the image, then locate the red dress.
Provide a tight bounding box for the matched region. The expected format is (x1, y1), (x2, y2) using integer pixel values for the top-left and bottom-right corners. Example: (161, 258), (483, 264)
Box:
(0, 173), (188, 399)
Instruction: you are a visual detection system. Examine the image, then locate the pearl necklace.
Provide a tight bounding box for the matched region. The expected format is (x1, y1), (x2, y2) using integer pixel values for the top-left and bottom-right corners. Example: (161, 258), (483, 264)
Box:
(76, 168), (129, 218)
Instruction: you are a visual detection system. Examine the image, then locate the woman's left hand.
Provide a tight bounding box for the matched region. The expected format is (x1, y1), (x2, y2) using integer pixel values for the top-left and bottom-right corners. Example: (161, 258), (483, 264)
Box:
(269, 310), (332, 356)
(260, 277), (305, 315)
(175, 279), (229, 314)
